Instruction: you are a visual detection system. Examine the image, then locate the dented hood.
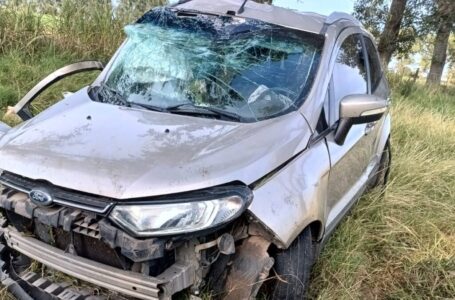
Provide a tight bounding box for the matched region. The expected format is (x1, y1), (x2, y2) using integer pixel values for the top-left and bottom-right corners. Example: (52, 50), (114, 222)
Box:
(0, 122), (10, 138)
(0, 88), (311, 199)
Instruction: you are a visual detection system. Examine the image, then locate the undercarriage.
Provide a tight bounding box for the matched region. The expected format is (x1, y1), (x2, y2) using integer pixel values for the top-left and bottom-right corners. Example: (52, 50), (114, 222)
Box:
(0, 172), (275, 300)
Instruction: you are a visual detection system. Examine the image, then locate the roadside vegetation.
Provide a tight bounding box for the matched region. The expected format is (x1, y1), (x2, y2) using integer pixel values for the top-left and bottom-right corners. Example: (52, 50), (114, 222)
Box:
(0, 1), (454, 299)
(309, 82), (455, 299)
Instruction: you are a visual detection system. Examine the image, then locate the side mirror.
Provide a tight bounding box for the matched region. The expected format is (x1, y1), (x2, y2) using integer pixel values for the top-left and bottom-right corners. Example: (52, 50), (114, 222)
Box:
(334, 94), (389, 145)
(7, 61), (104, 121)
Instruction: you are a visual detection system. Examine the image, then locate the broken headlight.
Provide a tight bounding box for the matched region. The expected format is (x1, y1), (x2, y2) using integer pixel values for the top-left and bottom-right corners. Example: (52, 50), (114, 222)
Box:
(109, 188), (251, 237)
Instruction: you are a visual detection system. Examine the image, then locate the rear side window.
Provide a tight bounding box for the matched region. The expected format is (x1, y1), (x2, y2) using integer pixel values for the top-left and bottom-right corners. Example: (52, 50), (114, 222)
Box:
(332, 34), (368, 117)
(364, 37), (383, 93)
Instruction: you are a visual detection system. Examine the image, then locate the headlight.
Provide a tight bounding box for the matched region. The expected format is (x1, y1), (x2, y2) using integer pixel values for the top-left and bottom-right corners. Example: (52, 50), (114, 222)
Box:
(109, 188), (251, 237)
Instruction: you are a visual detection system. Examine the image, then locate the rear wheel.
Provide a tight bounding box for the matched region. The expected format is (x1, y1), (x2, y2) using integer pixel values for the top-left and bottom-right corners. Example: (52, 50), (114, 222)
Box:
(271, 226), (315, 300)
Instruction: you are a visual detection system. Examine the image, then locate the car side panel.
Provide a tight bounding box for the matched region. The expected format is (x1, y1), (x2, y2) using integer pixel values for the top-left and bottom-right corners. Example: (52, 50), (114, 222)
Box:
(374, 113), (391, 157)
(324, 28), (378, 233)
(0, 122), (9, 136)
(325, 117), (380, 225)
(248, 139), (330, 248)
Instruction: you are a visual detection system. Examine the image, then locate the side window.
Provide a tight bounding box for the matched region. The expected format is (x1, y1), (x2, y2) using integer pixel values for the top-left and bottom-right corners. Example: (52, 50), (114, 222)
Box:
(364, 37), (383, 93)
(332, 34), (368, 117)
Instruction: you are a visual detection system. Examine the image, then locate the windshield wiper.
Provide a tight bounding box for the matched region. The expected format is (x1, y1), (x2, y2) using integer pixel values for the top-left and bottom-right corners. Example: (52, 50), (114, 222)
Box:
(167, 103), (242, 122)
(92, 83), (130, 107)
(92, 86), (242, 121)
(93, 84), (167, 113)
(129, 102), (168, 112)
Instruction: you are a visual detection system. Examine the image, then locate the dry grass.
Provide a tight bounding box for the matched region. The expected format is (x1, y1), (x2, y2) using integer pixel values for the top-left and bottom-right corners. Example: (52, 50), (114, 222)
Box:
(309, 85), (455, 299)
(1, 1), (455, 299)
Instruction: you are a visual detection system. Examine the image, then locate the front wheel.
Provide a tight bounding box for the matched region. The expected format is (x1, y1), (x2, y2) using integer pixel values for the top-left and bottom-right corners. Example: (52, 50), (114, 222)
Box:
(270, 227), (316, 300)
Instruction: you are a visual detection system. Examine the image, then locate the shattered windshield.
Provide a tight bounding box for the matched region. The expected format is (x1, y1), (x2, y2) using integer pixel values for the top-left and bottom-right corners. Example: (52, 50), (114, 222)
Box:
(96, 8), (324, 122)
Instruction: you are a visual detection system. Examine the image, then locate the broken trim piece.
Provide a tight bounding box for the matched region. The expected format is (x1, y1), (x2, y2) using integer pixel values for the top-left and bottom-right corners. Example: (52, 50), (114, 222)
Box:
(2, 227), (195, 300)
(224, 235), (273, 299)
(11, 61), (104, 121)
(0, 172), (113, 215)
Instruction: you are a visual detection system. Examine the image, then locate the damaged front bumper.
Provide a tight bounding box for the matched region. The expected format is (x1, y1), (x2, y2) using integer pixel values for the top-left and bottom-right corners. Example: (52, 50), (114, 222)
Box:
(0, 225), (193, 300)
(0, 183), (205, 299)
(0, 173), (276, 300)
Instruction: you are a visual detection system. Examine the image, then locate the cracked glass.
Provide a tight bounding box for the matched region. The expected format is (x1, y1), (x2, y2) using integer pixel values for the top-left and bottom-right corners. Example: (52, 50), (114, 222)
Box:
(98, 8), (324, 122)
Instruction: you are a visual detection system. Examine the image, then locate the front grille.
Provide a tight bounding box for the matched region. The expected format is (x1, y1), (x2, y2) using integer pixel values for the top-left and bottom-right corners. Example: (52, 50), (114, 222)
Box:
(0, 171), (113, 214)
(73, 218), (101, 239)
(51, 227), (129, 270)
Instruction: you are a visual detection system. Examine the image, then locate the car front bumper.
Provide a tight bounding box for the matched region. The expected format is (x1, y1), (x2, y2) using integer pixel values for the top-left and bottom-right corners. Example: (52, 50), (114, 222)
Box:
(0, 172), (275, 300)
(0, 224), (196, 300)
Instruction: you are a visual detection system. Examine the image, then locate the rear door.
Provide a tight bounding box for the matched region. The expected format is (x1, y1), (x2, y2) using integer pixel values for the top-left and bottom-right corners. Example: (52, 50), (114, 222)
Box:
(325, 30), (377, 233)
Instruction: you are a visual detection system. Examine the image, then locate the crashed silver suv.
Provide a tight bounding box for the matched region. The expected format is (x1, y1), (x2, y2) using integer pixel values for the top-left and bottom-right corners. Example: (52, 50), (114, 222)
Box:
(0, 1), (391, 299)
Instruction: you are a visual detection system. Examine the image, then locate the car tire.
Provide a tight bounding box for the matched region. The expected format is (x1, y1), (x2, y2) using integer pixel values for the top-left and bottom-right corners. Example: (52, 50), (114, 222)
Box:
(271, 226), (315, 300)
(370, 140), (391, 188)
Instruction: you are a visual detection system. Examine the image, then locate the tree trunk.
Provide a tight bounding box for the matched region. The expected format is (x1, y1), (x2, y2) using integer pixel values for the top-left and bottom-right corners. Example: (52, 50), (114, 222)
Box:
(377, 0), (408, 68)
(426, 11), (453, 85)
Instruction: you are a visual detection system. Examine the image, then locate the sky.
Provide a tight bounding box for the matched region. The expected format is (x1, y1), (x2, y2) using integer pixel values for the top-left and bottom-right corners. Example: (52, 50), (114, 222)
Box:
(272, 0), (355, 15)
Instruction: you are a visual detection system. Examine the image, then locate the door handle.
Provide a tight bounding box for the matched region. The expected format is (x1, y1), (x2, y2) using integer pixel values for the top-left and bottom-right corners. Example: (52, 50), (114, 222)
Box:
(365, 122), (376, 135)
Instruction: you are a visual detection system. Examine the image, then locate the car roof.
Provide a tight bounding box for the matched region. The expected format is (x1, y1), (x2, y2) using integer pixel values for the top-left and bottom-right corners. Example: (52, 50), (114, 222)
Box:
(173, 0), (361, 34)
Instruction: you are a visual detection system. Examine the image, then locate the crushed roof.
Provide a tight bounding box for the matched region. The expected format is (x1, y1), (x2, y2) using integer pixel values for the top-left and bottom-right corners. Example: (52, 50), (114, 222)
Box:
(174, 0), (329, 34)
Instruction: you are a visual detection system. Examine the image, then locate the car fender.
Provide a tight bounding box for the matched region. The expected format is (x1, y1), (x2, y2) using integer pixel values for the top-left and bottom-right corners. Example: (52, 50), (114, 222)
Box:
(248, 139), (330, 248)
(375, 112), (391, 156)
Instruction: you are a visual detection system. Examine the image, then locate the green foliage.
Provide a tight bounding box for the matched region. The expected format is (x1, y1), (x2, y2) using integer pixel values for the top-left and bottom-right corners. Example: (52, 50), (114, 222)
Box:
(412, 33), (455, 75)
(1, 1), (455, 299)
(0, 0), (166, 123)
(309, 80), (455, 299)
(421, 0), (455, 35)
(353, 0), (433, 58)
(353, 0), (390, 38)
(0, 0), (164, 59)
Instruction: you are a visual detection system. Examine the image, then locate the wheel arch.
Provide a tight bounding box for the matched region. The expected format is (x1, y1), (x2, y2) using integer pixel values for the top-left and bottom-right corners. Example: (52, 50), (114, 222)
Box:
(248, 140), (330, 249)
(375, 113), (391, 157)
(308, 219), (324, 242)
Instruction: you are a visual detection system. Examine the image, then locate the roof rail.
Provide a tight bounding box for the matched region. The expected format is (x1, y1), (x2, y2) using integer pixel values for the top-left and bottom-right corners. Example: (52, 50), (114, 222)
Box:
(168, 0), (192, 7)
(325, 12), (361, 26)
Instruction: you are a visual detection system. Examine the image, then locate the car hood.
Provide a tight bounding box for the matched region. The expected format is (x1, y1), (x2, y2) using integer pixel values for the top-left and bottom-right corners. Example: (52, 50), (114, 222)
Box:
(0, 88), (311, 199)
(0, 122), (10, 138)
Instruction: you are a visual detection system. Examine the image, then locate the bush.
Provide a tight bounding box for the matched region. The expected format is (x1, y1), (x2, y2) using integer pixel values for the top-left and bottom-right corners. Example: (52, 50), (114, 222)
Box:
(0, 0), (165, 59)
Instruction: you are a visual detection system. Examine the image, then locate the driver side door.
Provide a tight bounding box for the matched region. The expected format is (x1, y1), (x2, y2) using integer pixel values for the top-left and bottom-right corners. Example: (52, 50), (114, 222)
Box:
(325, 31), (377, 234)
(7, 61), (104, 121)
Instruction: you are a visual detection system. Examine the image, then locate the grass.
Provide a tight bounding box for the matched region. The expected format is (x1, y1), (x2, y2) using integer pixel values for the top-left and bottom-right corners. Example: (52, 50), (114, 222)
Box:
(308, 85), (455, 299)
(1, 1), (455, 299)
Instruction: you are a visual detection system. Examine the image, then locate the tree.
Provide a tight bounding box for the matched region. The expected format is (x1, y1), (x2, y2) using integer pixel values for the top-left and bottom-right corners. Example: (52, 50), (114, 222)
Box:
(426, 0), (455, 85)
(413, 36), (434, 73)
(377, 0), (408, 67)
(354, 0), (431, 68)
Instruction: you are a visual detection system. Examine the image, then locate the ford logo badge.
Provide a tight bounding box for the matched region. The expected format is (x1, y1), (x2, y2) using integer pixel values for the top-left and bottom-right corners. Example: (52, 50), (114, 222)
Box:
(29, 188), (53, 206)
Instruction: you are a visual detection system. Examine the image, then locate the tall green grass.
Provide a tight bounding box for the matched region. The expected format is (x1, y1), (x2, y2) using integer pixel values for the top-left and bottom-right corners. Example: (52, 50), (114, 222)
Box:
(0, 0), (164, 125)
(1, 1), (455, 299)
(0, 0), (164, 58)
(309, 85), (455, 299)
